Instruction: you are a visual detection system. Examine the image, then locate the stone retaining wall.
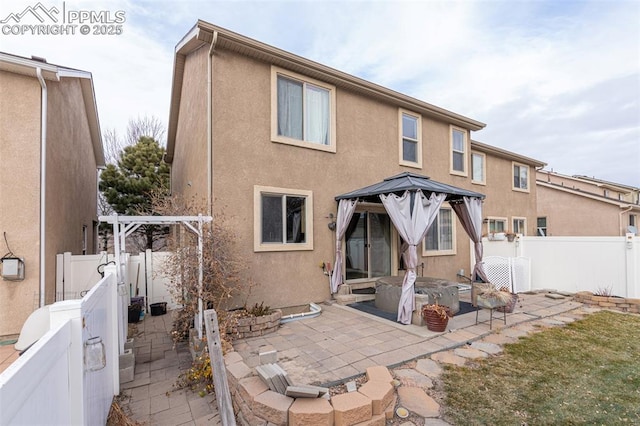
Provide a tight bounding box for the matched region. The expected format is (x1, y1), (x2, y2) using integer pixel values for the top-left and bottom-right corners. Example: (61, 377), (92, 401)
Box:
(574, 292), (640, 313)
(232, 309), (282, 339)
(224, 352), (396, 426)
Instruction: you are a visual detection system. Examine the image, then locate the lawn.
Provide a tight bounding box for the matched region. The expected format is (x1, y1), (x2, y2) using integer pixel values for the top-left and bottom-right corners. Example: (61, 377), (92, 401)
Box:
(441, 310), (640, 425)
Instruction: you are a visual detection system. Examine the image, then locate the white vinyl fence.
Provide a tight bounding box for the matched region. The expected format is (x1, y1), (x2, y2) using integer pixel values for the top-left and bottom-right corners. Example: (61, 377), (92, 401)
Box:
(479, 233), (639, 298)
(56, 250), (178, 311)
(0, 269), (119, 425)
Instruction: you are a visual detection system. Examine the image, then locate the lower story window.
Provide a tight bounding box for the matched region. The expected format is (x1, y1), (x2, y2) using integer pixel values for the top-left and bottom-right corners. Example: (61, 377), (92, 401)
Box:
(488, 218), (506, 234)
(537, 217), (547, 236)
(424, 207), (455, 255)
(512, 218), (526, 235)
(254, 186), (313, 251)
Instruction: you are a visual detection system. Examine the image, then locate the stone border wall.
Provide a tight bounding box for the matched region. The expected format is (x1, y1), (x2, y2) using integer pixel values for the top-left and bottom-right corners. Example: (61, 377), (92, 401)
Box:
(574, 292), (640, 313)
(232, 309), (282, 339)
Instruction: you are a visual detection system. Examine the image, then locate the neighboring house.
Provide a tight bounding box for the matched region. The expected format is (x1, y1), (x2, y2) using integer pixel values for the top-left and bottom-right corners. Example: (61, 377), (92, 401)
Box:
(470, 140), (546, 237)
(536, 170), (640, 236)
(165, 21), (541, 309)
(0, 53), (104, 336)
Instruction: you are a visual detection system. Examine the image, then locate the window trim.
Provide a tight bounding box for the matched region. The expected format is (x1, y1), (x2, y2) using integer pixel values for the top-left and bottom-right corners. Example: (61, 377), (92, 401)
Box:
(449, 125), (468, 177)
(254, 185), (314, 252)
(512, 217), (527, 236)
(423, 205), (457, 256)
(487, 216), (507, 235)
(270, 66), (337, 153)
(471, 151), (486, 185)
(398, 109), (422, 168)
(512, 161), (530, 193)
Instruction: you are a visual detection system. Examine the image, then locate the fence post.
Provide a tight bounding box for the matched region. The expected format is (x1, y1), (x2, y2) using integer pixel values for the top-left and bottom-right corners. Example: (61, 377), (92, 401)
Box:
(625, 233), (638, 298)
(104, 265), (120, 394)
(204, 309), (236, 426)
(49, 299), (84, 425)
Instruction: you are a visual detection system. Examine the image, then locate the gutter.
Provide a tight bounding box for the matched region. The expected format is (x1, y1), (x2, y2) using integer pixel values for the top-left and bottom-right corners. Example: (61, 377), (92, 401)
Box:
(207, 30), (218, 217)
(36, 67), (47, 308)
(619, 206), (633, 236)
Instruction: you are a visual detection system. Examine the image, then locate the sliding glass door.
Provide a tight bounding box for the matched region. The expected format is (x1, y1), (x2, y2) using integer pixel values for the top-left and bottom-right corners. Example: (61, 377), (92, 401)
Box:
(344, 211), (391, 280)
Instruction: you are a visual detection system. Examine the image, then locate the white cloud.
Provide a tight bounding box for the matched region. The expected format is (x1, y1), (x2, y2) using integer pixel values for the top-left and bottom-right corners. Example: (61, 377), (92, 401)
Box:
(1, 0), (638, 185)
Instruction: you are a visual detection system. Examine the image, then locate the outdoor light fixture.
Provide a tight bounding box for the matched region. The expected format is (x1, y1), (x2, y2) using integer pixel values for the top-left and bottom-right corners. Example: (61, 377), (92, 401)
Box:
(1, 257), (25, 281)
(84, 336), (106, 372)
(327, 213), (337, 231)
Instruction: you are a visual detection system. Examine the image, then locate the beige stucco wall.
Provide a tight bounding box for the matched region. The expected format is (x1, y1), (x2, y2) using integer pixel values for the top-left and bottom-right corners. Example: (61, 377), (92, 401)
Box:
(478, 154), (539, 236)
(537, 185), (627, 236)
(45, 78), (100, 303)
(171, 48), (539, 309)
(0, 70), (100, 335)
(0, 71), (42, 336)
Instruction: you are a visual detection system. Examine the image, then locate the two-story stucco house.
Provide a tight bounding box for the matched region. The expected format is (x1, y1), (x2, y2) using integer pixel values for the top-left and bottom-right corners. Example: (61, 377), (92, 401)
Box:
(0, 53), (104, 336)
(536, 170), (640, 236)
(165, 21), (543, 309)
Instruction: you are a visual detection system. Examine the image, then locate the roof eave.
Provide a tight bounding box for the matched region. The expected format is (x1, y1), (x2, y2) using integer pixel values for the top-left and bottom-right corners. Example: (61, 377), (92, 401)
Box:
(471, 139), (546, 168)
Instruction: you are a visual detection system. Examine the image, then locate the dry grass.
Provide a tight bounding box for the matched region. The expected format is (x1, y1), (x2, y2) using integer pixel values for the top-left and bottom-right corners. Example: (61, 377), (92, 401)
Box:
(441, 311), (640, 425)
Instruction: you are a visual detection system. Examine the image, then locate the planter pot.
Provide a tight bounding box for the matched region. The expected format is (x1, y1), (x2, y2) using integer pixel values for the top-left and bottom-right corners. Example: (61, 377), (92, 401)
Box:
(150, 302), (167, 316)
(422, 307), (451, 332)
(496, 293), (518, 313)
(128, 304), (141, 323)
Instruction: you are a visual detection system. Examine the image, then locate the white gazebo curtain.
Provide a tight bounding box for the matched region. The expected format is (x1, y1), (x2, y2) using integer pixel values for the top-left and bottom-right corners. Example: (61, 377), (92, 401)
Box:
(451, 196), (489, 283)
(380, 190), (446, 324)
(330, 198), (358, 293)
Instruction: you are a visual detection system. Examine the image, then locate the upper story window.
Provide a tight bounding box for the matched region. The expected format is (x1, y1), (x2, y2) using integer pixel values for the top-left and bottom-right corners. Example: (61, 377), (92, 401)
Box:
(471, 152), (486, 184)
(450, 126), (468, 176)
(271, 67), (336, 153)
(513, 162), (530, 192)
(424, 207), (455, 255)
(254, 185), (314, 252)
(399, 109), (422, 168)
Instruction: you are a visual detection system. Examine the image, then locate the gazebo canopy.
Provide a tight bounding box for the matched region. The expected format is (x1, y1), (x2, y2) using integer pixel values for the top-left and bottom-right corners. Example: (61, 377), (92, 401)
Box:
(335, 172), (485, 203)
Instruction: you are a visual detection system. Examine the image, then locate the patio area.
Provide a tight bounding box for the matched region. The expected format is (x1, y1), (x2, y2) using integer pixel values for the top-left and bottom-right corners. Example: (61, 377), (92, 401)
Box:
(232, 291), (583, 387)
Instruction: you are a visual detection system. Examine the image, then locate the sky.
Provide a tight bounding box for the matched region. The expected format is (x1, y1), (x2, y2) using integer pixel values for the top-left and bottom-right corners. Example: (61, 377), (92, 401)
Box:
(1, 0), (639, 187)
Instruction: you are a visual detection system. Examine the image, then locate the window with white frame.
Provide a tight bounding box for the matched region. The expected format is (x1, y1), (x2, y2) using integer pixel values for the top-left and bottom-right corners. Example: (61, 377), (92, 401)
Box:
(271, 67), (336, 152)
(399, 110), (422, 168)
(537, 217), (547, 236)
(471, 152), (486, 184)
(513, 162), (529, 191)
(424, 207), (455, 255)
(450, 126), (468, 175)
(512, 217), (526, 235)
(254, 186), (314, 252)
(488, 217), (507, 234)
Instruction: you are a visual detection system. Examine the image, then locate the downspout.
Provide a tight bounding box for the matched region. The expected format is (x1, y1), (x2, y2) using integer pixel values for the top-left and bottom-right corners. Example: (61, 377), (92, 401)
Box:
(36, 68), (47, 308)
(619, 206), (632, 236)
(207, 30), (218, 217)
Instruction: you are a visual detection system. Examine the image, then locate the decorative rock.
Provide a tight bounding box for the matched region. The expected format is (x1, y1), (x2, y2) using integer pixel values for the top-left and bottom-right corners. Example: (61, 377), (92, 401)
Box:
(358, 380), (394, 415)
(365, 366), (393, 383)
(431, 351), (466, 366)
(393, 369), (433, 389)
(346, 381), (357, 392)
(288, 397), (334, 425)
(415, 359), (442, 378)
(331, 391), (372, 426)
(397, 387), (440, 418)
(453, 347), (489, 360)
(469, 341), (502, 355)
(252, 390), (294, 426)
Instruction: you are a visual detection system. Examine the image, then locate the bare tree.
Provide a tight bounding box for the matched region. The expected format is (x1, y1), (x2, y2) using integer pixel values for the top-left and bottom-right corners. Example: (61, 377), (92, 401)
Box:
(125, 115), (166, 147)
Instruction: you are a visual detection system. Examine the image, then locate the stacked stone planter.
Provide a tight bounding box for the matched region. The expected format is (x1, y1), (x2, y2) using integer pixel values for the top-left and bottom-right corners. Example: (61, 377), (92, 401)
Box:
(574, 292), (640, 313)
(233, 309), (282, 339)
(224, 352), (398, 426)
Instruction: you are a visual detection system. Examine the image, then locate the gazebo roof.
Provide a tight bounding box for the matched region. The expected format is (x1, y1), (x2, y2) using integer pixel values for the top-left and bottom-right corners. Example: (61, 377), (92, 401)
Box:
(335, 172), (485, 203)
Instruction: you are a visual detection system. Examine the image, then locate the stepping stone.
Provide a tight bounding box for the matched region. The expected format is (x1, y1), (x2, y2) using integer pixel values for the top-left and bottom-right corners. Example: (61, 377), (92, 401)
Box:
(545, 293), (566, 300)
(431, 351), (466, 366)
(469, 341), (502, 355)
(415, 359), (442, 378)
(397, 386), (440, 418)
(481, 333), (517, 345)
(424, 419), (454, 425)
(453, 347), (489, 360)
(393, 369), (433, 389)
